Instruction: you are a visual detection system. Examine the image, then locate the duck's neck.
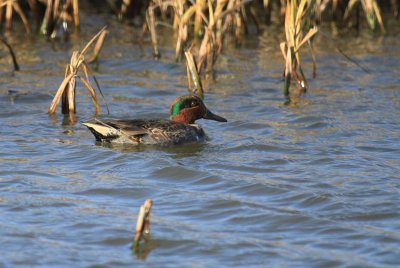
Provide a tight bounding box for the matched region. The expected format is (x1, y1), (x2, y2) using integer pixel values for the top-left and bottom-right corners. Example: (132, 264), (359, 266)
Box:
(172, 113), (195, 124)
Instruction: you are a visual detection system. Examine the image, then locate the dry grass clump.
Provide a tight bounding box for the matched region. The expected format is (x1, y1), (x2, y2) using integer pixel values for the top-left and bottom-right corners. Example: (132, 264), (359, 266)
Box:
(344, 0), (385, 32)
(136, 0), (395, 99)
(0, 0), (79, 38)
(280, 0), (317, 100)
(141, 0), (255, 71)
(48, 26), (108, 115)
(1, 1), (398, 100)
(40, 0), (80, 38)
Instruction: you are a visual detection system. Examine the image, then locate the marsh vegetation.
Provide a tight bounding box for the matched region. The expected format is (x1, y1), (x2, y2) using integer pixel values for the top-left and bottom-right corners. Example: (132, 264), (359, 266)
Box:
(0, 0), (397, 107)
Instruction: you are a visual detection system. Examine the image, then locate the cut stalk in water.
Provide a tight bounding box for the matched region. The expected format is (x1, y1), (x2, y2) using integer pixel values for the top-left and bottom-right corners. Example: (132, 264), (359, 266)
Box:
(133, 199), (153, 250)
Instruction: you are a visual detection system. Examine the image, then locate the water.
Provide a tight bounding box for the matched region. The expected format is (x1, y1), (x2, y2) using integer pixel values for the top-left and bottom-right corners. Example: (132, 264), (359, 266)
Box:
(1, 19), (400, 267)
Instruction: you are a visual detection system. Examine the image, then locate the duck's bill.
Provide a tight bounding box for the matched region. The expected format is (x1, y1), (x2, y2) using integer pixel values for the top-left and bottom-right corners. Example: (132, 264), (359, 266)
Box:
(204, 110), (227, 122)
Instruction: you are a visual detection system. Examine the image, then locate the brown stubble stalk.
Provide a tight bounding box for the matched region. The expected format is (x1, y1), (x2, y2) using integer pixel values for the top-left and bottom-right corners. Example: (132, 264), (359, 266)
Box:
(133, 199), (153, 251)
(197, 0), (251, 74)
(175, 4), (196, 61)
(119, 0), (131, 20)
(40, 0), (79, 37)
(41, 0), (53, 35)
(0, 0), (30, 33)
(27, 0), (40, 31)
(48, 27), (108, 115)
(221, 0), (236, 38)
(72, 0), (79, 28)
(146, 2), (160, 58)
(5, 1), (13, 32)
(195, 0), (206, 37)
(344, 0), (385, 32)
(235, 0), (243, 45)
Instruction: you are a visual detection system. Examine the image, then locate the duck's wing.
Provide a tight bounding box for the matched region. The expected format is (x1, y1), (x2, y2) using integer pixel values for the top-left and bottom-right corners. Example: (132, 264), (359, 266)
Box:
(82, 119), (149, 142)
(113, 119), (204, 145)
(139, 119), (205, 145)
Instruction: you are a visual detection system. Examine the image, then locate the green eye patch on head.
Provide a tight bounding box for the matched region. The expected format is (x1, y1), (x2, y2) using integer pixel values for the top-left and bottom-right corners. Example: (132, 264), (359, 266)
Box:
(171, 99), (186, 117)
(170, 97), (199, 117)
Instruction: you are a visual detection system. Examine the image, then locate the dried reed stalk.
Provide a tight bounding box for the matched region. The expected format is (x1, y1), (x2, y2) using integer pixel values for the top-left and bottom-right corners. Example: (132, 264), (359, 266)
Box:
(133, 199), (153, 250)
(280, 0), (318, 98)
(48, 27), (108, 115)
(174, 4), (196, 60)
(344, 0), (385, 32)
(41, 0), (80, 37)
(72, 0), (79, 28)
(0, 0), (31, 33)
(196, 0), (251, 73)
(185, 50), (204, 99)
(86, 28), (108, 63)
(145, 2), (161, 58)
(195, 0), (206, 37)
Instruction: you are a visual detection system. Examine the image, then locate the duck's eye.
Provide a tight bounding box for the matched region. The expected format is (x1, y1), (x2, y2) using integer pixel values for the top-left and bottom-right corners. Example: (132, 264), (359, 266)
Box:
(190, 100), (197, 107)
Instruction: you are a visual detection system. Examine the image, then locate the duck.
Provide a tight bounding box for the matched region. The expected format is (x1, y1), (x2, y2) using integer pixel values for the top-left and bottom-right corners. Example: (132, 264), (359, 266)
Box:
(82, 95), (227, 146)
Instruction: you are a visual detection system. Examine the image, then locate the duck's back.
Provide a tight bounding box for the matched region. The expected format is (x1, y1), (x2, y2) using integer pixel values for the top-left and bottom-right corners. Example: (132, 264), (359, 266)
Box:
(83, 119), (206, 146)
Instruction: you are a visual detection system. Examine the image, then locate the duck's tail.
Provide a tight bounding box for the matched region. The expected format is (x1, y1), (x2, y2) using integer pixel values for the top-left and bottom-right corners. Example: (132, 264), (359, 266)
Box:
(82, 120), (120, 142)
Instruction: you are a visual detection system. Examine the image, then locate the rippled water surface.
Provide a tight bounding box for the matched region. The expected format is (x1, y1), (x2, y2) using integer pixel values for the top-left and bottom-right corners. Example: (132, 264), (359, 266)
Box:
(1, 16), (400, 267)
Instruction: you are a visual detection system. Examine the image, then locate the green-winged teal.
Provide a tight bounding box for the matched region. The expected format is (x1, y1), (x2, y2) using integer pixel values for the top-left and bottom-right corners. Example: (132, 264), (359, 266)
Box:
(82, 95), (227, 146)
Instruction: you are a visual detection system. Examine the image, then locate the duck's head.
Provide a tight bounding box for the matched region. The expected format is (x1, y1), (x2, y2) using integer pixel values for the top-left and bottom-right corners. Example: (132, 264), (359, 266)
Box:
(170, 95), (227, 124)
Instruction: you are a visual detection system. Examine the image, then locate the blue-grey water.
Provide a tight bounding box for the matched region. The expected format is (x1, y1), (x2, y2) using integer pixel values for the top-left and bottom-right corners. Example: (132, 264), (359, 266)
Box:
(1, 17), (400, 267)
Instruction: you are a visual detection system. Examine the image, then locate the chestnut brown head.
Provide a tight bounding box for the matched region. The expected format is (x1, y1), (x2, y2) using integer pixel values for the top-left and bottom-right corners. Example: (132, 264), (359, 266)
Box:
(170, 95), (227, 124)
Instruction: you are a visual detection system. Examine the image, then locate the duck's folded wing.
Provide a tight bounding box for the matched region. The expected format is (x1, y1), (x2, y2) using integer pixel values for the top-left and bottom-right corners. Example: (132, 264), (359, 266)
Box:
(101, 119), (192, 144)
(104, 120), (150, 136)
(82, 119), (149, 141)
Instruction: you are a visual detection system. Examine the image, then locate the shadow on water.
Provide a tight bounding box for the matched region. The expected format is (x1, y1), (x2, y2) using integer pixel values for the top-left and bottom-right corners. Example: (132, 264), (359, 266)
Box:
(131, 237), (157, 261)
(96, 140), (207, 157)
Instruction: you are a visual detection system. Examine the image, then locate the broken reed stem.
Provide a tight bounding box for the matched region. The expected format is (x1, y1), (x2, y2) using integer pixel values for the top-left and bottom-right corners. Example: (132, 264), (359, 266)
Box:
(185, 51), (204, 100)
(92, 75), (110, 115)
(146, 4), (160, 58)
(133, 199), (153, 250)
(86, 28), (108, 64)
